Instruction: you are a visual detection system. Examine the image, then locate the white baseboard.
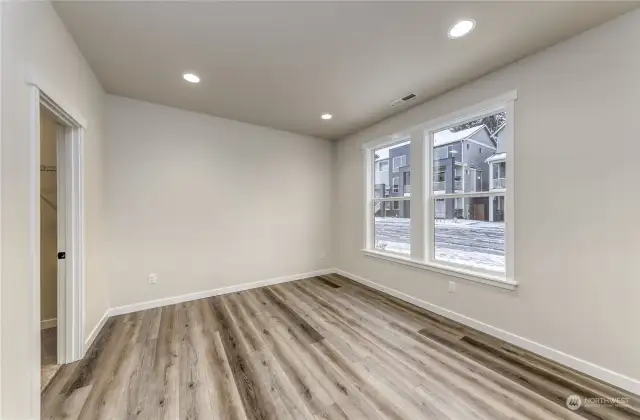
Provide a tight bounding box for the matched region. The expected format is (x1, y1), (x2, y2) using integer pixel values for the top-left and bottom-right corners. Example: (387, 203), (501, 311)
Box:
(41, 318), (57, 330)
(84, 309), (110, 353)
(334, 268), (640, 396)
(109, 268), (333, 317)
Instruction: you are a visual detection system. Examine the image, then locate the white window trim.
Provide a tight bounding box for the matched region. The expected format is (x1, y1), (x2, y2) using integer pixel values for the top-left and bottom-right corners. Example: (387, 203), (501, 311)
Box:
(363, 90), (517, 290)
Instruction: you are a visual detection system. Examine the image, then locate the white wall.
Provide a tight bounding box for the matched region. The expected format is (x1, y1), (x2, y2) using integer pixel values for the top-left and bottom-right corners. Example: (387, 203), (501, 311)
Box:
(1, 2), (108, 418)
(105, 96), (333, 308)
(334, 8), (640, 390)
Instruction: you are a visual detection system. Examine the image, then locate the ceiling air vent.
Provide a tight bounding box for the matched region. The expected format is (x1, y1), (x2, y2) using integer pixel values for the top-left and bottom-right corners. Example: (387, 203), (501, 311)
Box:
(390, 93), (417, 107)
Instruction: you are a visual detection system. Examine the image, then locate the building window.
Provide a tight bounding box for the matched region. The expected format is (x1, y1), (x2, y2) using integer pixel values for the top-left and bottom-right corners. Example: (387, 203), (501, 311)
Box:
(378, 160), (389, 172)
(371, 141), (411, 256)
(491, 162), (506, 189)
(479, 147), (482, 153)
(430, 109), (507, 275)
(448, 145), (455, 156)
(466, 143), (470, 150)
(433, 146), (448, 160)
(392, 177), (400, 193)
(392, 155), (406, 172)
(364, 91), (516, 288)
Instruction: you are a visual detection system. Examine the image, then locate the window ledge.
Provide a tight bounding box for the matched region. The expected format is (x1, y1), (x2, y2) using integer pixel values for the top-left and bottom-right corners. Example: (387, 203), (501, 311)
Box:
(361, 249), (518, 291)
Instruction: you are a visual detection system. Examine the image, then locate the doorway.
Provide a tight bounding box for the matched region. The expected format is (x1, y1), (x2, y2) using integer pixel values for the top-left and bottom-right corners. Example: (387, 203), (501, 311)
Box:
(31, 87), (86, 401)
(39, 106), (61, 390)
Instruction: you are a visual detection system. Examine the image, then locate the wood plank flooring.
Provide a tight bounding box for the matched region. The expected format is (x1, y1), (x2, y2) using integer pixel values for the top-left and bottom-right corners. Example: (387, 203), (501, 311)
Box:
(42, 274), (640, 419)
(41, 327), (61, 391)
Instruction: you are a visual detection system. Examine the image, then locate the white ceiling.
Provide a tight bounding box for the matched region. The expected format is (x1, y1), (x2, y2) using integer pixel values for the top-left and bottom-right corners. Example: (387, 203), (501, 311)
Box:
(53, 1), (637, 140)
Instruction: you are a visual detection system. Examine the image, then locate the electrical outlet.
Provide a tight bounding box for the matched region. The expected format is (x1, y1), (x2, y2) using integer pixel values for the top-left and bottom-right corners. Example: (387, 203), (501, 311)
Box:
(448, 281), (456, 293)
(320, 252), (326, 260)
(148, 273), (158, 284)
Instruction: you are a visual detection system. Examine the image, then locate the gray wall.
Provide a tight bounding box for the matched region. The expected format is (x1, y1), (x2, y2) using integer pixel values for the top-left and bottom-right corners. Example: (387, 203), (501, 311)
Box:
(389, 143), (411, 199)
(463, 128), (496, 192)
(494, 127), (507, 153)
(434, 141), (463, 163)
(433, 156), (456, 218)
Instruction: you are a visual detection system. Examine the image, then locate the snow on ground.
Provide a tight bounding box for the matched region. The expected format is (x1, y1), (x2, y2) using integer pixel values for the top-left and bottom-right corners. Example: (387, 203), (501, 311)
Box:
(374, 217), (505, 272)
(434, 249), (504, 273)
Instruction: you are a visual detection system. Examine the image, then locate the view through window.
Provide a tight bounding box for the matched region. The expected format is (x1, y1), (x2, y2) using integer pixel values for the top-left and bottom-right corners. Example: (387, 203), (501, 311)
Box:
(431, 111), (506, 273)
(373, 141), (410, 255)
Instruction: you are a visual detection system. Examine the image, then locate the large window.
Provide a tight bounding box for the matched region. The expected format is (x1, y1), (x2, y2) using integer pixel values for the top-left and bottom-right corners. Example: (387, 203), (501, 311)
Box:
(430, 109), (505, 274)
(364, 92), (516, 288)
(372, 141), (411, 256)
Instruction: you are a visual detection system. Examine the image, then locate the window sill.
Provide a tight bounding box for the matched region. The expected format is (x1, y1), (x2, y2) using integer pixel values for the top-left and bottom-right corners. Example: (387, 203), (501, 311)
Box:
(361, 249), (518, 291)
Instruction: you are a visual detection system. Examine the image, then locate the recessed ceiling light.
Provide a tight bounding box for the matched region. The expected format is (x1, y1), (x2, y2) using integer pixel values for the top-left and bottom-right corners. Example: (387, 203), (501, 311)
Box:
(321, 113), (332, 120)
(183, 73), (200, 83)
(448, 19), (475, 39)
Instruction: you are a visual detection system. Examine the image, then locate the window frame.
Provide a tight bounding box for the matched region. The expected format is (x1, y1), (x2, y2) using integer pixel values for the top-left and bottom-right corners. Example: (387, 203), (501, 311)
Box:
(362, 91), (517, 290)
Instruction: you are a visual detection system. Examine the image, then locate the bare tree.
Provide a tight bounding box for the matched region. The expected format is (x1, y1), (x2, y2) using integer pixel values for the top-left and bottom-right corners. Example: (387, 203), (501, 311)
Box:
(450, 112), (506, 135)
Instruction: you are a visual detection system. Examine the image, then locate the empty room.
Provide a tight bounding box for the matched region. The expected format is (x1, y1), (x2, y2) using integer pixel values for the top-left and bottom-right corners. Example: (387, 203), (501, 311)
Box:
(2, 1), (640, 419)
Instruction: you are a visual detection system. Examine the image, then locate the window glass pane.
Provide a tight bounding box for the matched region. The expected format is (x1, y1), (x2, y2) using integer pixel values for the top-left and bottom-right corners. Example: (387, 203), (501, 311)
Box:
(373, 141), (411, 197)
(432, 111), (506, 194)
(433, 197), (504, 273)
(490, 161), (506, 190)
(374, 200), (410, 255)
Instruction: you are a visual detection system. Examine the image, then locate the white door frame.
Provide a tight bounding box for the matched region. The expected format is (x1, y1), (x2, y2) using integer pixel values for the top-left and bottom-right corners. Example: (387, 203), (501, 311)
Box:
(29, 85), (86, 371)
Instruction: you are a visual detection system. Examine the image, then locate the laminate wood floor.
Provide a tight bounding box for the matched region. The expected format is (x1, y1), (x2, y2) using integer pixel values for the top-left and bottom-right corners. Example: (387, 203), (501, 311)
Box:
(41, 327), (61, 391)
(42, 275), (640, 419)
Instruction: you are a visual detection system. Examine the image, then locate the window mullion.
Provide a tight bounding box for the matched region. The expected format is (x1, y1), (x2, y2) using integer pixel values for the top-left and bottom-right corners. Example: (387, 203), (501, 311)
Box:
(373, 197), (411, 202)
(423, 131), (435, 262)
(364, 148), (374, 251)
(431, 191), (505, 199)
(409, 129), (424, 261)
(411, 129), (433, 261)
